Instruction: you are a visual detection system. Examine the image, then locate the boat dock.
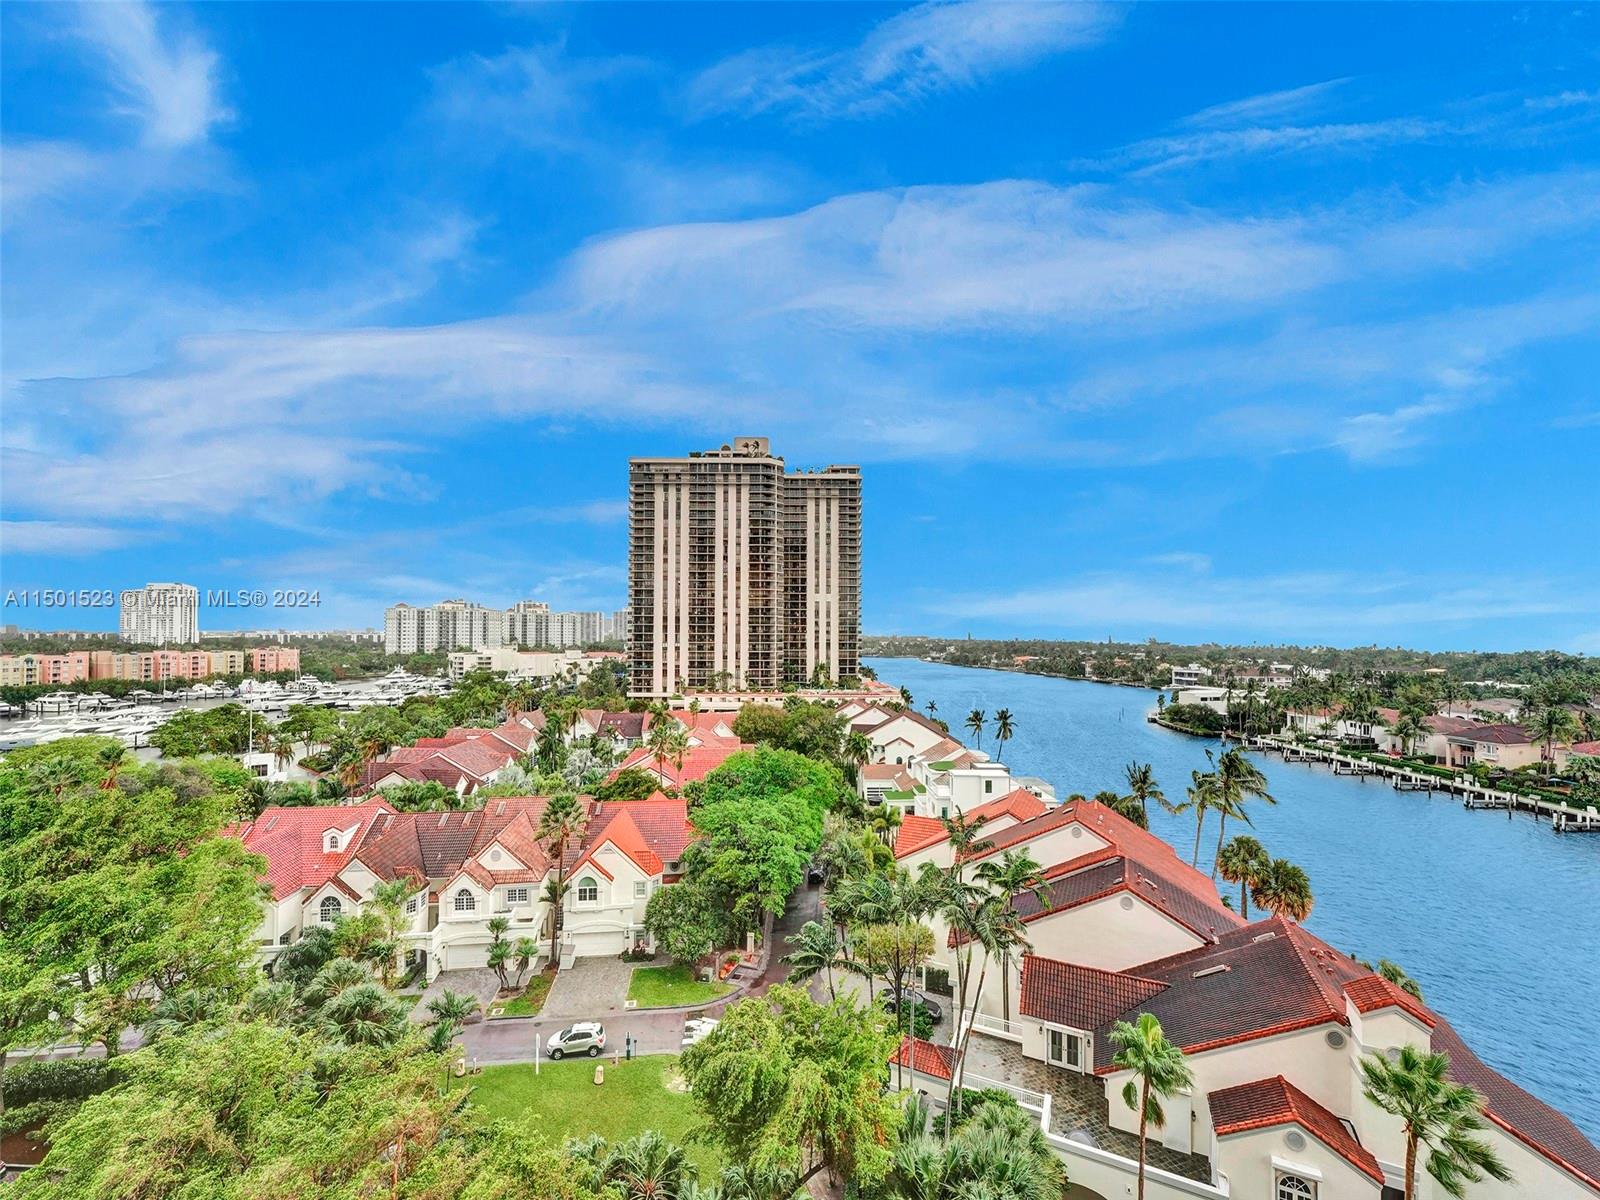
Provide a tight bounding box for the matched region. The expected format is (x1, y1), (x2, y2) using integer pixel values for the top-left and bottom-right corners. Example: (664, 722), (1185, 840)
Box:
(1232, 734), (1600, 834)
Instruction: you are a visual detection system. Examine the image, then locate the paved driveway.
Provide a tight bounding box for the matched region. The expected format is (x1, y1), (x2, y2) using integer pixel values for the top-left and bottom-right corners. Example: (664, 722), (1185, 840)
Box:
(543, 956), (635, 1017)
(411, 968), (501, 1022)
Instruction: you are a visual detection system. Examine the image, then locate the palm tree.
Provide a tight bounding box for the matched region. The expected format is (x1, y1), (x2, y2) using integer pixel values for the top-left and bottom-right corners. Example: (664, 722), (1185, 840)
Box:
(782, 920), (851, 1000)
(843, 730), (873, 781)
(646, 717), (690, 782)
(1173, 768), (1219, 869)
(512, 937), (539, 988)
(1121, 761), (1168, 825)
(1391, 710), (1429, 759)
(598, 1131), (690, 1200)
(1377, 958), (1424, 999)
(95, 742), (130, 789)
(1360, 1045), (1512, 1198)
(142, 988), (221, 1042)
(869, 804), (903, 846)
(924, 699), (938, 719)
(487, 940), (512, 990)
(992, 709), (1015, 758)
(1209, 748), (1274, 879)
(425, 988), (479, 1027)
(883, 1094), (1063, 1200)
(1096, 789), (1149, 829)
(973, 850), (1049, 1023)
(1525, 703), (1580, 773)
(1216, 835), (1269, 918)
(537, 794), (588, 966)
(1109, 1013), (1194, 1200)
(964, 709), (986, 749)
(1251, 858), (1314, 921)
(318, 982), (407, 1047)
(271, 730), (298, 775)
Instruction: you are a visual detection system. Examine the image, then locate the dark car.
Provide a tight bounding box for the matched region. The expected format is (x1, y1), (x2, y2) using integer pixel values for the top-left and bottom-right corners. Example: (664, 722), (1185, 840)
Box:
(878, 988), (943, 1023)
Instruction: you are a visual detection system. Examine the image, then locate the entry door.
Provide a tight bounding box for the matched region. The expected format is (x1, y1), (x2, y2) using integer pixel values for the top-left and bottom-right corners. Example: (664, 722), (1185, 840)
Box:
(1046, 1028), (1083, 1071)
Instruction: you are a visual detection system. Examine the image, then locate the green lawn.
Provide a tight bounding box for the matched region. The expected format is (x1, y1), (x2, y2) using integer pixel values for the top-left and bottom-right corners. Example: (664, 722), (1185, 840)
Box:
(496, 969), (554, 1017)
(627, 964), (733, 1008)
(459, 1055), (718, 1175)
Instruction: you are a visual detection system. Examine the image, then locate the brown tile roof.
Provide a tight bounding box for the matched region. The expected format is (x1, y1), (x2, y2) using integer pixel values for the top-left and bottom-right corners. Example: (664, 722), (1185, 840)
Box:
(1012, 850), (1240, 944)
(1343, 972), (1435, 1028)
(1019, 956), (1168, 1031)
(1209, 1076), (1383, 1183)
(353, 798), (552, 883)
(1449, 723), (1533, 746)
(1433, 1019), (1600, 1191)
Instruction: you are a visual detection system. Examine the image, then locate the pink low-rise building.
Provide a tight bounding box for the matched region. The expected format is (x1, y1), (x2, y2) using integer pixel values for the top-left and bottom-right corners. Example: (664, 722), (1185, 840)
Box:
(248, 647), (301, 673)
(0, 646), (300, 685)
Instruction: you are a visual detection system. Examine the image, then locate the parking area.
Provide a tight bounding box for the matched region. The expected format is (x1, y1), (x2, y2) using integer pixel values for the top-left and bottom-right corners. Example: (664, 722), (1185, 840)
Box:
(542, 955), (635, 1017)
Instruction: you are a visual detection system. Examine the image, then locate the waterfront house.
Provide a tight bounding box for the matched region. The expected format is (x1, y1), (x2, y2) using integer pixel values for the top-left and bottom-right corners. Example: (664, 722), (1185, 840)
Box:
(1445, 724), (1542, 770)
(890, 786), (1047, 870)
(933, 917), (1600, 1199)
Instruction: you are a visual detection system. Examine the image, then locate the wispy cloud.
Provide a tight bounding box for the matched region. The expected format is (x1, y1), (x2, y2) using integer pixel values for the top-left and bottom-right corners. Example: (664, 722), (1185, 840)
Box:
(76, 1), (229, 147)
(1180, 78), (1353, 129)
(690, 0), (1118, 121)
(0, 520), (144, 556)
(1091, 118), (1440, 175)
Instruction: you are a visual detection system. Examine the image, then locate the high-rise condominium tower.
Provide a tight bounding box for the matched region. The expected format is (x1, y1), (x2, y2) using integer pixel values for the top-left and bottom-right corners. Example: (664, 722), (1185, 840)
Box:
(628, 437), (860, 697)
(119, 582), (200, 646)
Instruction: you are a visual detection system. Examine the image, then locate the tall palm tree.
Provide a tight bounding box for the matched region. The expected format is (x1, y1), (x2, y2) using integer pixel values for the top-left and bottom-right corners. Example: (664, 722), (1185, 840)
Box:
(870, 804), (903, 846)
(1121, 761), (1168, 824)
(1360, 1045), (1512, 1198)
(899, 686), (914, 708)
(1525, 703), (1580, 773)
(973, 850), (1049, 1023)
(1209, 748), (1274, 879)
(782, 920), (852, 1000)
(1216, 835), (1269, 918)
(537, 794), (588, 966)
(1251, 858), (1314, 921)
(964, 709), (986, 749)
(843, 730), (873, 782)
(1174, 768), (1219, 869)
(991, 709), (1015, 759)
(511, 937), (539, 988)
(1109, 1013), (1194, 1200)
(924, 699), (938, 718)
(646, 717), (690, 782)
(1392, 710), (1430, 759)
(95, 742), (130, 790)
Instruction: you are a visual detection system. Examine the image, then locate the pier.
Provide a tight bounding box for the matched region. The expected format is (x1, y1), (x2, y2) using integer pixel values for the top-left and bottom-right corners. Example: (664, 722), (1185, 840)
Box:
(1230, 733), (1600, 834)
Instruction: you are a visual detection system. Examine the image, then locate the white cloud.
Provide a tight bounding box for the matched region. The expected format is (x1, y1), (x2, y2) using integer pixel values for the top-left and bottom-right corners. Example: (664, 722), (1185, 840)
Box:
(1087, 118), (1440, 174)
(76, 1), (229, 147)
(928, 568), (1600, 642)
(1180, 78), (1352, 129)
(0, 520), (139, 556)
(691, 0), (1118, 121)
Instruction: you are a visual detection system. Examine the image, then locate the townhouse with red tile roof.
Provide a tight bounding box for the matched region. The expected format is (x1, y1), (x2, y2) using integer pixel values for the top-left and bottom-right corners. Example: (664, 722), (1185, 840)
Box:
(229, 792), (693, 978)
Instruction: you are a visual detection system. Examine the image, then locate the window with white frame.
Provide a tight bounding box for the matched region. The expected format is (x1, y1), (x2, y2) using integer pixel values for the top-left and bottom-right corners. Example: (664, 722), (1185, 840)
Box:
(1275, 1175), (1315, 1200)
(453, 889), (476, 913)
(405, 896), (418, 915)
(634, 880), (648, 899)
(577, 877), (599, 903)
(319, 895), (342, 922)
(505, 887), (530, 905)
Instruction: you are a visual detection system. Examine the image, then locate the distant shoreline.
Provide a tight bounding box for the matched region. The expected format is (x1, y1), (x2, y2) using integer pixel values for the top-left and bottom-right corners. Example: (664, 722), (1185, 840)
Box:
(864, 654), (1162, 694)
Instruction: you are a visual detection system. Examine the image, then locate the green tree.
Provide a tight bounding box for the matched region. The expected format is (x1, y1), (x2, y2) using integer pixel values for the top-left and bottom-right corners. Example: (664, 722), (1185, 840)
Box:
(858, 922), (935, 1084)
(963, 709), (985, 749)
(680, 984), (899, 1190)
(537, 793), (589, 967)
(782, 920), (852, 1000)
(645, 880), (723, 965)
(1207, 748), (1275, 879)
(1525, 703), (1581, 773)
(972, 849), (1048, 1023)
(1251, 857), (1314, 921)
(991, 709), (1014, 758)
(1360, 1045), (1512, 1198)
(1120, 761), (1169, 825)
(882, 1094), (1063, 1200)
(1216, 835), (1269, 919)
(1109, 1012), (1194, 1200)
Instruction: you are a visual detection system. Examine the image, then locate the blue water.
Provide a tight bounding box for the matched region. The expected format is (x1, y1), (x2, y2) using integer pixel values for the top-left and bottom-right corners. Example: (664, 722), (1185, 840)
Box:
(867, 657), (1600, 1142)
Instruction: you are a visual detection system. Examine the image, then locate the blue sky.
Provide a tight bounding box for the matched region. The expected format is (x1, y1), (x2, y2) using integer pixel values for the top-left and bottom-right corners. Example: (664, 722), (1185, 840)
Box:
(2, 2), (1597, 652)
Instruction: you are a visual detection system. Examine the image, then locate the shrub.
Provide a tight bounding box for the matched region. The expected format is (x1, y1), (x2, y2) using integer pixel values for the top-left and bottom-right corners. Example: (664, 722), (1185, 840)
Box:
(930, 1088), (1020, 1136)
(3, 1057), (114, 1105)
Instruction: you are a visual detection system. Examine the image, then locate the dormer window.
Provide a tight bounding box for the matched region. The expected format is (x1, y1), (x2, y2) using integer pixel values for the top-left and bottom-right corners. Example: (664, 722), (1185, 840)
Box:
(324, 831), (340, 852)
(453, 889), (476, 913)
(319, 895), (342, 923)
(577, 877), (599, 904)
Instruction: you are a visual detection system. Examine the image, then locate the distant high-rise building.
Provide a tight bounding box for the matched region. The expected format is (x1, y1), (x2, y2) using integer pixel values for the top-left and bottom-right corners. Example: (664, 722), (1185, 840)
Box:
(505, 600), (551, 648)
(549, 610), (606, 648)
(119, 582), (200, 646)
(628, 436), (860, 697)
(384, 600), (506, 655)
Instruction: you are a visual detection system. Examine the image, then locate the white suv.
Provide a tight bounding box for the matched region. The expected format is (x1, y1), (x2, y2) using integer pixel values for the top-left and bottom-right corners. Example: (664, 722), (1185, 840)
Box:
(547, 1022), (607, 1059)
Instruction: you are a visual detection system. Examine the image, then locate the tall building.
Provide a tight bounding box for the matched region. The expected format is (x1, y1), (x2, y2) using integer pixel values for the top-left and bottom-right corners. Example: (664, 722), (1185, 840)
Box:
(505, 600), (551, 648)
(119, 583), (200, 646)
(384, 600), (506, 654)
(628, 436), (860, 697)
(549, 610), (606, 648)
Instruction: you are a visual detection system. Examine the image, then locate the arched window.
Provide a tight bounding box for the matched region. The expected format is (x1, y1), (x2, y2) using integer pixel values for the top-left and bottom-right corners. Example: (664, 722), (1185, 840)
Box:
(453, 889), (476, 913)
(1276, 1175), (1315, 1200)
(577, 877), (599, 903)
(319, 895), (342, 922)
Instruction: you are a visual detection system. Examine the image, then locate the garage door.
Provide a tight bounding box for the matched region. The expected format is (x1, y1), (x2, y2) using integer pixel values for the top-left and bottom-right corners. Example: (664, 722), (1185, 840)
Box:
(567, 930), (627, 959)
(444, 943), (491, 970)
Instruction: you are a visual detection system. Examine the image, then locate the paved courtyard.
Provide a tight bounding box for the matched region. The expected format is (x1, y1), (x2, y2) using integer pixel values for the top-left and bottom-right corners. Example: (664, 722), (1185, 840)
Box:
(543, 955), (636, 1017)
(963, 1033), (1212, 1184)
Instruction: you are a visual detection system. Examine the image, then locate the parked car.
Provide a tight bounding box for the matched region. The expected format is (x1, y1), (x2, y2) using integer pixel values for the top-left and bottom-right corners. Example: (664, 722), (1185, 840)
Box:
(547, 1022), (607, 1058)
(878, 989), (943, 1023)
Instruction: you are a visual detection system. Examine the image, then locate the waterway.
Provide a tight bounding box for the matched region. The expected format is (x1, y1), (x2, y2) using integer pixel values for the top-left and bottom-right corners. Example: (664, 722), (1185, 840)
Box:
(866, 657), (1600, 1142)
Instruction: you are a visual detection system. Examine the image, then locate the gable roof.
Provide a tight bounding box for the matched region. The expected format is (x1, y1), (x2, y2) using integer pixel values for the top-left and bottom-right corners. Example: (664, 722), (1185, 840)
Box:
(225, 802), (395, 900)
(1020, 956), (1168, 1031)
(891, 1037), (956, 1080)
(892, 815), (949, 858)
(1209, 1076), (1383, 1183)
(614, 743), (743, 787)
(1449, 723), (1534, 746)
(353, 797), (553, 883)
(1343, 972), (1435, 1028)
(567, 796), (694, 880)
(1012, 850), (1241, 944)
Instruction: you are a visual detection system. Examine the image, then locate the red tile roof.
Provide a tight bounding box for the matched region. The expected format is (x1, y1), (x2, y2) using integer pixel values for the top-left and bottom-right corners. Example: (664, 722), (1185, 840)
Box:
(567, 797), (694, 879)
(614, 743), (744, 787)
(1344, 972), (1435, 1028)
(893, 815), (949, 858)
(891, 1036), (956, 1080)
(1011, 850), (1241, 944)
(225, 802), (395, 900)
(1209, 1076), (1383, 1183)
(353, 798), (553, 883)
(1019, 956), (1168, 1030)
(966, 787), (1048, 826)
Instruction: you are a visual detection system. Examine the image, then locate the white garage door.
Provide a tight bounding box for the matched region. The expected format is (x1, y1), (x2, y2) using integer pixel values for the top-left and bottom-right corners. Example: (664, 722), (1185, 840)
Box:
(444, 943), (491, 970)
(568, 930), (628, 959)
